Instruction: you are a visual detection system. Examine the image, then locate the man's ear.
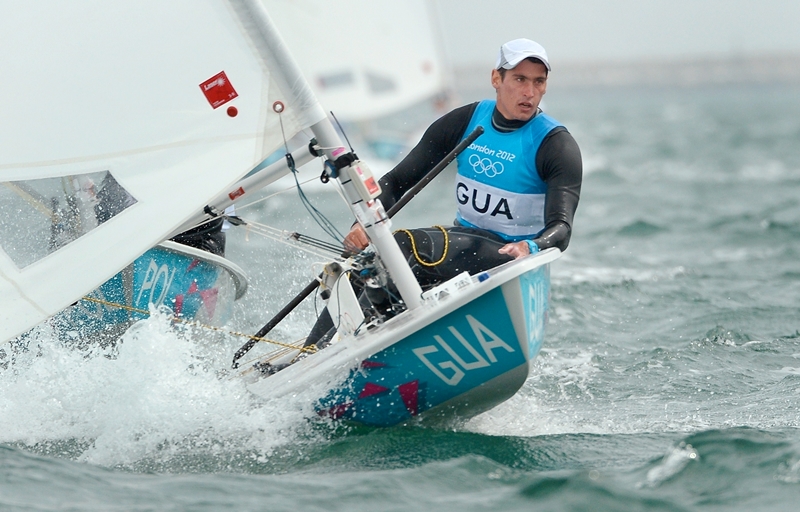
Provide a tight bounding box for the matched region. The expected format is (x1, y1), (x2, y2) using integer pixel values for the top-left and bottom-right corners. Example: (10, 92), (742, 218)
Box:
(491, 68), (502, 90)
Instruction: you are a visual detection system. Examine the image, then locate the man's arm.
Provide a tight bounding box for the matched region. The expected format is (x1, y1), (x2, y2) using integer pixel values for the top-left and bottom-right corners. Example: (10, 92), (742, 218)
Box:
(534, 128), (582, 251)
(343, 103), (477, 251)
(376, 103), (477, 211)
(501, 128), (581, 257)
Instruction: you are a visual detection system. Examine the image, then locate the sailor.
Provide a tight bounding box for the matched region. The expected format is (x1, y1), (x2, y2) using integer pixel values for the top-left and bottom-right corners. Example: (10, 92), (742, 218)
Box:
(306, 38), (582, 346)
(347, 38), (581, 275)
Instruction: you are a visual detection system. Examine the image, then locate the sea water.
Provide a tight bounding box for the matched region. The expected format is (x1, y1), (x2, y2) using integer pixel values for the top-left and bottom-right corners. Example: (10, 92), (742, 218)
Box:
(3, 83), (800, 511)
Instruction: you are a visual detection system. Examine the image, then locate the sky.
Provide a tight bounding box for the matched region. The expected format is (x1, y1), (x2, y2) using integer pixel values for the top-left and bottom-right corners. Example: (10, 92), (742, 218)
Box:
(433, 0), (800, 66)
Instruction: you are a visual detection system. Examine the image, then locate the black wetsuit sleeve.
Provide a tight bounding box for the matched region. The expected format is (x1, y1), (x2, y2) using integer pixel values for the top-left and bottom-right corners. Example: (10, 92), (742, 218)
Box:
(377, 103), (479, 211)
(534, 128), (582, 251)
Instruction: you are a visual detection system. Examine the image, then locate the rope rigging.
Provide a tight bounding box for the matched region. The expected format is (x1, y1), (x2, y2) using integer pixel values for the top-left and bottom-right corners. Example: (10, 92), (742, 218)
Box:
(79, 295), (318, 357)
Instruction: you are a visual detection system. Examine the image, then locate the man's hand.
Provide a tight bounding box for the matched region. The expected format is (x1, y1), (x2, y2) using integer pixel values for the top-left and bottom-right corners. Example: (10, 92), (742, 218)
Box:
(343, 224), (370, 253)
(498, 240), (533, 259)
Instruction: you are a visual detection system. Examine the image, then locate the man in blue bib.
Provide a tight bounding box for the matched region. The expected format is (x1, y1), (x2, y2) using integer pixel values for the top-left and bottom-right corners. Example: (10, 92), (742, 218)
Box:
(305, 39), (582, 346)
(346, 38), (581, 271)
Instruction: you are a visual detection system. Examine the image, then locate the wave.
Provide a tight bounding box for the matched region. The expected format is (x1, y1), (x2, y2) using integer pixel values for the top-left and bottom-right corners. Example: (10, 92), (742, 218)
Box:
(553, 265), (687, 286)
(0, 312), (334, 469)
(616, 220), (668, 237)
(5, 426), (800, 511)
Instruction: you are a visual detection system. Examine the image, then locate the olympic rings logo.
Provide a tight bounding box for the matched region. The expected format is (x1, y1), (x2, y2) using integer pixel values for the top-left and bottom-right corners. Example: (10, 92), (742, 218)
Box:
(468, 154), (504, 178)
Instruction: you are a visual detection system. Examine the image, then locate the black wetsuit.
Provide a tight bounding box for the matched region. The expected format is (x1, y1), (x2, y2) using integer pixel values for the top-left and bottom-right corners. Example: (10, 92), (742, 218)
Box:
(383, 103), (581, 291)
(305, 103), (582, 346)
(380, 102), (582, 252)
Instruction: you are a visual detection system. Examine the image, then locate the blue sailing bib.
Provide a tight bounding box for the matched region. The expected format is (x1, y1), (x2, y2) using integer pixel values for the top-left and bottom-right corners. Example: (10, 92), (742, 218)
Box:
(454, 100), (562, 241)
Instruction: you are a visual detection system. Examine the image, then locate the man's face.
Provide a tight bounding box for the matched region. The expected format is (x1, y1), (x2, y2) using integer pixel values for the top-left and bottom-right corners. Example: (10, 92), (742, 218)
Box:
(491, 59), (548, 121)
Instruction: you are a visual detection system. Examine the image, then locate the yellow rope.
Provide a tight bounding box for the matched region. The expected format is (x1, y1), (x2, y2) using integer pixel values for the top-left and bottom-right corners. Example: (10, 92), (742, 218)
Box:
(79, 296), (318, 354)
(81, 296), (150, 316)
(395, 225), (449, 267)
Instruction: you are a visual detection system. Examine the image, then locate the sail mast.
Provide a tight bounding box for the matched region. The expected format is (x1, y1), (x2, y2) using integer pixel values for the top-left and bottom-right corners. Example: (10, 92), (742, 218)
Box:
(231, 0), (423, 309)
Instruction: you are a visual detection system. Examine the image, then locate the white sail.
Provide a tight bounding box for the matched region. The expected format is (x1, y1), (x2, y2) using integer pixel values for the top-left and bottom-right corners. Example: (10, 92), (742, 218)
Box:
(263, 0), (448, 121)
(0, 0), (326, 343)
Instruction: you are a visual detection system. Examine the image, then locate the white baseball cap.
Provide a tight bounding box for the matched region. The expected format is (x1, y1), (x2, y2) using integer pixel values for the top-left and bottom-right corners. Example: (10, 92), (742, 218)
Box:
(496, 38), (551, 72)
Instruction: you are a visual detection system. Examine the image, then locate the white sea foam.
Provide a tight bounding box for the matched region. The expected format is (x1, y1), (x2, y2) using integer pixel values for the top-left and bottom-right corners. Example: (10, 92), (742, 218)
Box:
(641, 442), (698, 487)
(553, 265), (687, 285)
(464, 348), (604, 436)
(466, 335), (800, 438)
(581, 153), (610, 175)
(776, 457), (800, 484)
(773, 366), (800, 376)
(739, 160), (797, 182)
(0, 311), (324, 466)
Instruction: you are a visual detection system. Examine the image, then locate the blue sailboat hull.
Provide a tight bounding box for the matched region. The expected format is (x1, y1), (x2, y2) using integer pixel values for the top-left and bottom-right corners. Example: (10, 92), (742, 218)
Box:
(58, 241), (247, 340)
(245, 249), (557, 427)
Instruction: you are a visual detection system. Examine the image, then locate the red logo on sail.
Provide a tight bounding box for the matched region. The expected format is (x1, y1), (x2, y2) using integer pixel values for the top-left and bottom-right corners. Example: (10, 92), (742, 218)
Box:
(200, 71), (238, 109)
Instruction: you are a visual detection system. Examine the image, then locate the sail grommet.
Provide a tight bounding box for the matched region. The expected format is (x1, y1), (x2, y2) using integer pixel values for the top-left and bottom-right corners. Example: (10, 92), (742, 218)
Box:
(272, 101), (285, 113)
